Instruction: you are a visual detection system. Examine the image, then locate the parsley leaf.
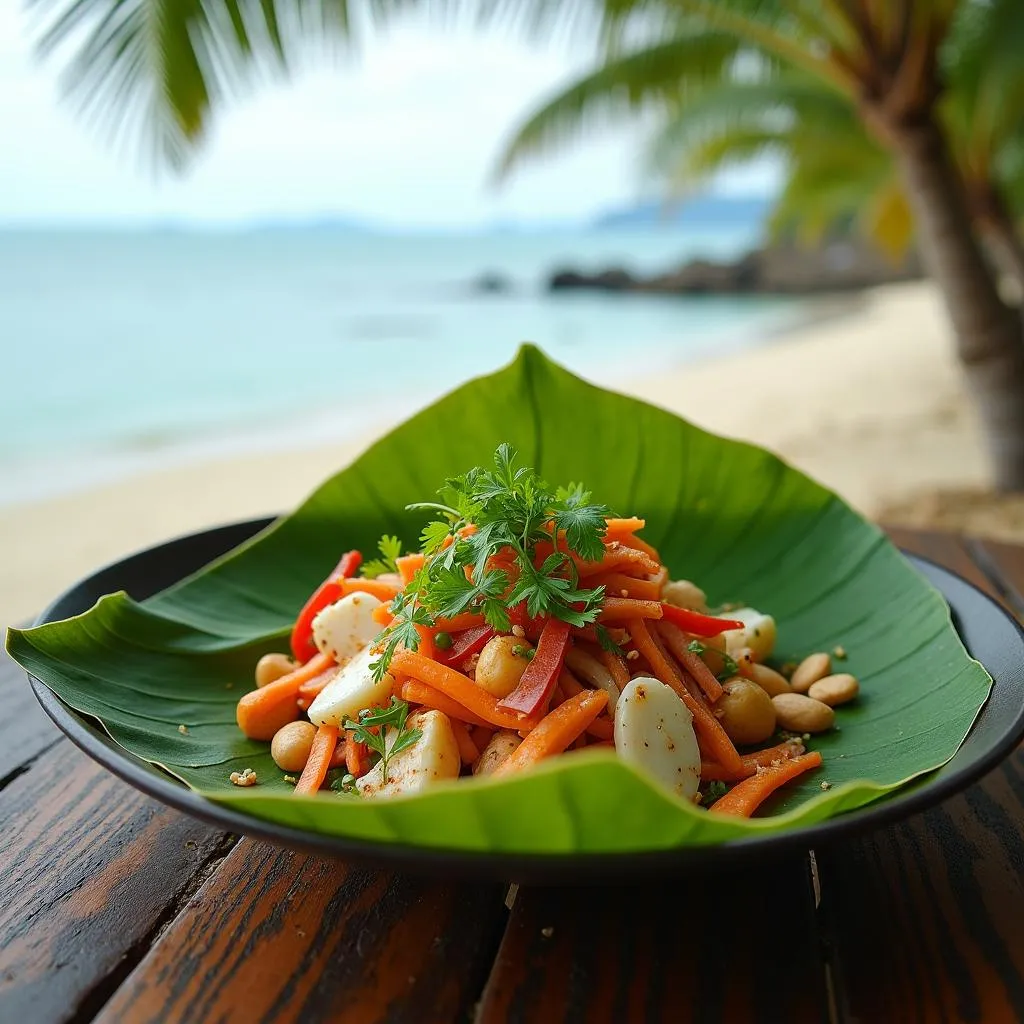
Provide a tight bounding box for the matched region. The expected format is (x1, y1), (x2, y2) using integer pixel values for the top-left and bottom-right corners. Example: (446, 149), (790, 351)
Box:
(343, 697), (423, 784)
(370, 445), (615, 679)
(688, 639), (740, 681)
(702, 780), (730, 806)
(362, 535), (403, 579)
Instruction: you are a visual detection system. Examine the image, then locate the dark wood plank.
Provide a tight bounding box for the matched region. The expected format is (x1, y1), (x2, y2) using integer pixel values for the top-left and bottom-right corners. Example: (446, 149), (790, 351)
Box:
(478, 855), (827, 1024)
(0, 741), (232, 1024)
(0, 637), (60, 784)
(970, 539), (1024, 618)
(97, 839), (508, 1024)
(817, 749), (1024, 1023)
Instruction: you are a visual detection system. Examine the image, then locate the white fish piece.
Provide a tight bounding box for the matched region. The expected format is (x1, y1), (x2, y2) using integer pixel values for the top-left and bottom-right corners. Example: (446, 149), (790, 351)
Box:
(614, 676), (701, 801)
(307, 645), (393, 728)
(311, 591), (384, 664)
(357, 710), (460, 798)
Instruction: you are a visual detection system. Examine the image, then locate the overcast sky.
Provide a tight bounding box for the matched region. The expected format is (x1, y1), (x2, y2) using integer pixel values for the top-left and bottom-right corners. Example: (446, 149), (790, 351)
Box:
(0, 6), (777, 228)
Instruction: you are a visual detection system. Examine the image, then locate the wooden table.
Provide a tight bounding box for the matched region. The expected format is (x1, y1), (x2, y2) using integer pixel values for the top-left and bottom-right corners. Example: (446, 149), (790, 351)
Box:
(4, 527), (1024, 1024)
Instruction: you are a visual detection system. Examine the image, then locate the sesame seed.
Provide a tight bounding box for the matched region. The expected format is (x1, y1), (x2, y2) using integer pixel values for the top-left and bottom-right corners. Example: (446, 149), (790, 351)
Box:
(178, 724), (189, 735)
(511, 625), (525, 638)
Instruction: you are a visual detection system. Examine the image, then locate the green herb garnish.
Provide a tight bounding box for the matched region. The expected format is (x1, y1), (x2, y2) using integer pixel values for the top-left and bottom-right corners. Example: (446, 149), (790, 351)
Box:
(702, 780), (730, 806)
(343, 697), (422, 784)
(688, 639), (740, 681)
(371, 444), (611, 681)
(361, 535), (403, 579)
(595, 623), (624, 655)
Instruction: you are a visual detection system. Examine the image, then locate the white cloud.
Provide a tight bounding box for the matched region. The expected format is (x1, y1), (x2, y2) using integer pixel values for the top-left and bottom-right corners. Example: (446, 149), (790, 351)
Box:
(0, 6), (778, 227)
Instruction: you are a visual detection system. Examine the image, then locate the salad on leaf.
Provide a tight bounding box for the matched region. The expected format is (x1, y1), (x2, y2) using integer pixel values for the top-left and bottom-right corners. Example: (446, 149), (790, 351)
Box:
(238, 445), (858, 817)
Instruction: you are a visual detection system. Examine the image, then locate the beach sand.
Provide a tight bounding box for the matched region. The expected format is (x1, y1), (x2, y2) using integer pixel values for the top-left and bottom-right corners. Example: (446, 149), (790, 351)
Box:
(0, 280), (988, 626)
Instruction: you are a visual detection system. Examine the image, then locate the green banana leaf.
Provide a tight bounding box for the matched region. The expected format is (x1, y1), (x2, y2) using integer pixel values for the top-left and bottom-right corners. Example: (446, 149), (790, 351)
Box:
(6, 347), (992, 853)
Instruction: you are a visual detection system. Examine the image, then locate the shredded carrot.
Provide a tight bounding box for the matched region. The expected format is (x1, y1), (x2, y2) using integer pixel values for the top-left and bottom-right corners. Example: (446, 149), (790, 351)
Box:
(471, 725), (495, 750)
(433, 612), (487, 633)
(597, 597), (664, 623)
(391, 651), (533, 730)
(294, 724), (339, 794)
(450, 718), (479, 764)
(340, 578), (402, 602)
(710, 752), (823, 817)
(578, 543), (661, 579)
(589, 572), (661, 602)
(701, 739), (806, 782)
(396, 553), (425, 586)
(236, 652), (334, 740)
(494, 689), (609, 775)
(297, 665), (339, 701)
(597, 648), (630, 689)
(627, 619), (744, 775)
(657, 621), (724, 703)
(398, 679), (490, 727)
(414, 624), (438, 663)
(345, 732), (370, 777)
(558, 667), (585, 697)
(603, 517), (645, 538)
(585, 715), (615, 741)
(372, 603), (395, 627)
(617, 532), (662, 562)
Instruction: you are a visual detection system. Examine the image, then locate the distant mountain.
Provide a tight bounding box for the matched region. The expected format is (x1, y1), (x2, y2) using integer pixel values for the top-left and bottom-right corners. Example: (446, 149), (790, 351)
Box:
(592, 196), (772, 230)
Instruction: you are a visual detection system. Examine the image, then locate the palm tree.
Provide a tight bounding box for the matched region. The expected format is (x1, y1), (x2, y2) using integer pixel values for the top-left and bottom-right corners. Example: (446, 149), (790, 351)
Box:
(27, 0), (1024, 488)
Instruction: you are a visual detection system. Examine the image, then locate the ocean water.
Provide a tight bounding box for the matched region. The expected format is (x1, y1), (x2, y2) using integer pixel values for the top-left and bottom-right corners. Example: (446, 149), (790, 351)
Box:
(0, 225), (798, 503)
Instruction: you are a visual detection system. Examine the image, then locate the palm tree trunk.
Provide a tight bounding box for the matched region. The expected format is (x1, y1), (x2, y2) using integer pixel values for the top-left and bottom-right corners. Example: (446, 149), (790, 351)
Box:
(982, 211), (1024, 298)
(891, 116), (1024, 489)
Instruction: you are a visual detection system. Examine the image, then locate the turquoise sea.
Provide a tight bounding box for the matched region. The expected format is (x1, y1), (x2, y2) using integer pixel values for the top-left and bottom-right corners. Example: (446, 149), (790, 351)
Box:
(0, 225), (799, 503)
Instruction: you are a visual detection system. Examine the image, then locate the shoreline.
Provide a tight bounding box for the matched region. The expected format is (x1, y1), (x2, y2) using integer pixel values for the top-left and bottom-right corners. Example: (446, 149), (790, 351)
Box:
(0, 281), (985, 626)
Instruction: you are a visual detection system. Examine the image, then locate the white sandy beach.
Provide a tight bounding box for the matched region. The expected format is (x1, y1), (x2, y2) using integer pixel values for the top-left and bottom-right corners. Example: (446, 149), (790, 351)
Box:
(0, 280), (989, 626)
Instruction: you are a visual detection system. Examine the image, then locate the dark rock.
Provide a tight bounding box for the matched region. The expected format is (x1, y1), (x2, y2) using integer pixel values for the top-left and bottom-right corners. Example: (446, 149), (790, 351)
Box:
(545, 238), (922, 297)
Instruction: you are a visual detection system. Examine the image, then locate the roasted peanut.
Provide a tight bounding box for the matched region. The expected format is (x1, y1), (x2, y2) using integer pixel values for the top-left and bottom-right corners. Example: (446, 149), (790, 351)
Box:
(772, 692), (835, 733)
(716, 678), (777, 746)
(475, 635), (533, 698)
(746, 661), (791, 697)
(271, 720), (317, 772)
(808, 673), (860, 707)
(790, 652), (831, 694)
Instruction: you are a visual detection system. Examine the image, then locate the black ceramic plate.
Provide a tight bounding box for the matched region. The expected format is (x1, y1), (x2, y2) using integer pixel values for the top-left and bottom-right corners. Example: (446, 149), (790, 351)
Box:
(25, 518), (1024, 881)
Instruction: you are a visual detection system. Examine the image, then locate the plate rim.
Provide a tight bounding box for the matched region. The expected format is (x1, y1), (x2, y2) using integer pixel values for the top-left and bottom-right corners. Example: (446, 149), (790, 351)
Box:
(21, 516), (1024, 880)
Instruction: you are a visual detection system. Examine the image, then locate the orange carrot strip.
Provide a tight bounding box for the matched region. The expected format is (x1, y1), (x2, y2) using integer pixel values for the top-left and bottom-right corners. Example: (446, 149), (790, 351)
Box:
(657, 621), (724, 703)
(450, 718), (479, 764)
(398, 680), (491, 727)
(710, 752), (823, 817)
(471, 725), (495, 750)
(297, 665), (339, 700)
(415, 624), (438, 663)
(701, 739), (806, 782)
(586, 716), (615, 740)
(329, 740), (348, 769)
(627, 619), (743, 775)
(603, 517), (645, 538)
(236, 652), (333, 740)
(372, 603), (395, 627)
(294, 724), (339, 795)
(340, 578), (402, 602)
(646, 623), (705, 704)
(494, 690), (609, 775)
(590, 572), (662, 602)
(345, 733), (370, 777)
(617, 532), (662, 562)
(396, 553), (425, 586)
(391, 653), (533, 730)
(578, 543), (660, 579)
(558, 667), (585, 697)
(598, 597), (664, 623)
(433, 612), (487, 633)
(597, 648), (630, 689)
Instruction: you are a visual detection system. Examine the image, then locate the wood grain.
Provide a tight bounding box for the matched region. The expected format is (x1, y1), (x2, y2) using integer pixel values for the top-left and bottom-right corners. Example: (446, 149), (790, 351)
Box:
(0, 741), (232, 1024)
(0, 639), (60, 784)
(970, 539), (1024, 618)
(478, 855), (826, 1024)
(884, 526), (1004, 603)
(98, 838), (508, 1024)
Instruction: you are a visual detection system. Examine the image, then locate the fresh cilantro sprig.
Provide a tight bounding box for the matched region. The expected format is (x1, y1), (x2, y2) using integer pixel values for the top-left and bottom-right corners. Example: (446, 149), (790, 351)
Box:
(343, 697), (422, 784)
(370, 444), (612, 681)
(362, 535), (403, 579)
(688, 639), (740, 681)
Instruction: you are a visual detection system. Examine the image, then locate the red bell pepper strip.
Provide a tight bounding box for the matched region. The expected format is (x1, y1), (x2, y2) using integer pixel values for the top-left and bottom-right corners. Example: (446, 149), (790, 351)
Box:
(498, 618), (572, 715)
(445, 624), (495, 668)
(659, 603), (743, 638)
(290, 550), (363, 662)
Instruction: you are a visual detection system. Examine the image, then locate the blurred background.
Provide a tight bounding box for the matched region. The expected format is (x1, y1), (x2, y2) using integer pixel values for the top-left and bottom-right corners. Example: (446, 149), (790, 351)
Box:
(3, 0), (1024, 623)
